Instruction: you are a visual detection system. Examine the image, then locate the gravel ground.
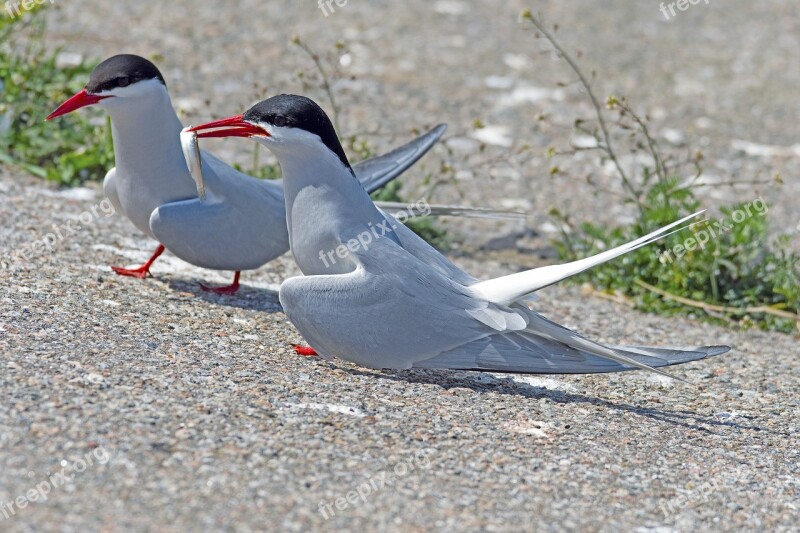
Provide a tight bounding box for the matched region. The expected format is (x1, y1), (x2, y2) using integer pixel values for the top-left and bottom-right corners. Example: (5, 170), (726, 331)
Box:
(2, 1), (799, 531)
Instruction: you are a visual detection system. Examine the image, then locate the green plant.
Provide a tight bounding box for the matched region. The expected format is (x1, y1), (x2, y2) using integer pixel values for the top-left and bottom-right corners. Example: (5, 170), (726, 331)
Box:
(522, 9), (799, 334)
(0, 7), (114, 185)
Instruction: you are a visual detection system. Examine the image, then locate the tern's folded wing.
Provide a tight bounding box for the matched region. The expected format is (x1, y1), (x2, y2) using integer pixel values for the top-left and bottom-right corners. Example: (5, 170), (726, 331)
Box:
(415, 328), (728, 375)
(149, 162), (290, 272)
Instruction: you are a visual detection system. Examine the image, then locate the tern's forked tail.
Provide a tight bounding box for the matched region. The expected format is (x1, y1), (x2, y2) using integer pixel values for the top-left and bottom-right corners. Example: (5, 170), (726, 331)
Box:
(470, 210), (707, 306)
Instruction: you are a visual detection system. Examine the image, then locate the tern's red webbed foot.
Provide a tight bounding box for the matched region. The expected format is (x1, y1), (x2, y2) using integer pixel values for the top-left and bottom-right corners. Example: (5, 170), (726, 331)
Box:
(111, 244), (165, 279)
(111, 265), (152, 278)
(292, 344), (319, 357)
(199, 271), (241, 295)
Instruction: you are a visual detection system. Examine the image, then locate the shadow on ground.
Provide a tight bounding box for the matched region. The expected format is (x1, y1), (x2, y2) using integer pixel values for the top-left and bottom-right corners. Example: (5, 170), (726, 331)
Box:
(333, 364), (772, 435)
(167, 277), (283, 312)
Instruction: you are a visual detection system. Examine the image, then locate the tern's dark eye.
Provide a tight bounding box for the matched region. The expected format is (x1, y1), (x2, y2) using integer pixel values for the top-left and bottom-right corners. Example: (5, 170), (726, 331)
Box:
(272, 115), (287, 128)
(117, 76), (131, 88)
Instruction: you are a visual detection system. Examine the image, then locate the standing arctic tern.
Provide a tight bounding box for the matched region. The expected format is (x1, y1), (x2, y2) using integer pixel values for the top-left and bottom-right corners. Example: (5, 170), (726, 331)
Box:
(188, 94), (730, 378)
(45, 54), (451, 294)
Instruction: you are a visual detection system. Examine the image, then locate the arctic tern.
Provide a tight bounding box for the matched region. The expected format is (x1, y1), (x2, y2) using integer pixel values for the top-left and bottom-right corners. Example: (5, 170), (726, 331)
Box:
(47, 54), (487, 294)
(187, 94), (730, 378)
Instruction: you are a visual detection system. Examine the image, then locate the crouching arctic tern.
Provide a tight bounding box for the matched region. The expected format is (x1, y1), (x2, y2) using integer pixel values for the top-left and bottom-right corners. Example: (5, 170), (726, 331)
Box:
(188, 94), (730, 378)
(46, 54), (491, 294)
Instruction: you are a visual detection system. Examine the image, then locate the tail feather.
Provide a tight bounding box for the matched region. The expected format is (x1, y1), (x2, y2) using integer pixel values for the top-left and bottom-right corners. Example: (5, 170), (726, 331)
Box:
(471, 210), (706, 306)
(375, 201), (526, 220)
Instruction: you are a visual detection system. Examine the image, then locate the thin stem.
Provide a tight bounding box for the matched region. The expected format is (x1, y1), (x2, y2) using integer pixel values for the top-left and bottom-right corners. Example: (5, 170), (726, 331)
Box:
(617, 100), (668, 182)
(522, 11), (643, 212)
(635, 280), (800, 321)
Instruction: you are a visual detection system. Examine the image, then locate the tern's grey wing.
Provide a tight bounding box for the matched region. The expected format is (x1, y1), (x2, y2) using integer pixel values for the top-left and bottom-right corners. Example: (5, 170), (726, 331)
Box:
(404, 292), (728, 375)
(414, 297), (728, 377)
(150, 158), (289, 271)
(149, 198), (286, 271)
(379, 209), (478, 286)
(283, 235), (727, 375)
(415, 327), (729, 374)
(353, 125), (447, 193)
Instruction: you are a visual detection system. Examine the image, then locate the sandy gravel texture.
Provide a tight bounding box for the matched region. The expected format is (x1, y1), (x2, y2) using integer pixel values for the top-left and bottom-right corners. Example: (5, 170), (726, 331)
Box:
(2, 1), (799, 532)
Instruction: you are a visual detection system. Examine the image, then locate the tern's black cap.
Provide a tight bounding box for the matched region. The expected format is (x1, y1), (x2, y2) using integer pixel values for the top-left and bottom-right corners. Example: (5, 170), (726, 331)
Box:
(243, 94), (352, 171)
(86, 54), (166, 94)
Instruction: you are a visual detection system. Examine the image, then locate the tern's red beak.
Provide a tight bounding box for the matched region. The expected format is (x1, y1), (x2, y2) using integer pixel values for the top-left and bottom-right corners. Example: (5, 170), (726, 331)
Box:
(46, 89), (111, 121)
(187, 115), (268, 139)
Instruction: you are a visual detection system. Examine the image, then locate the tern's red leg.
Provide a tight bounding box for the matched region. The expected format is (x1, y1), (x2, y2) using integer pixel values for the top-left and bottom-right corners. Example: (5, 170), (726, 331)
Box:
(200, 271), (241, 295)
(111, 244), (165, 279)
(292, 344), (319, 357)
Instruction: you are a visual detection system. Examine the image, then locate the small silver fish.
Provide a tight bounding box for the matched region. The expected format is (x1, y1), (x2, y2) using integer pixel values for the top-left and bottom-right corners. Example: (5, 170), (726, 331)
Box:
(180, 127), (205, 202)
